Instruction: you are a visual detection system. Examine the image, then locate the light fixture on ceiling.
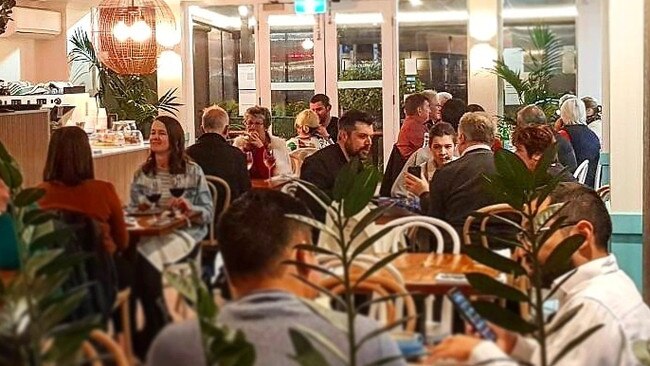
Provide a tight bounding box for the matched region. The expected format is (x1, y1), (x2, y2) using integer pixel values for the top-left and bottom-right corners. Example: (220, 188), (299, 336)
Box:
(238, 5), (249, 17)
(409, 0), (423, 6)
(92, 0), (178, 75)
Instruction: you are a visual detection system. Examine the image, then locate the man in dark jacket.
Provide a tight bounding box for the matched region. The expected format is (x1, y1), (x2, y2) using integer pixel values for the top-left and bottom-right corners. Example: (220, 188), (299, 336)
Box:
(517, 104), (577, 172)
(427, 112), (509, 250)
(186, 105), (251, 202)
(310, 94), (339, 141)
(300, 110), (374, 222)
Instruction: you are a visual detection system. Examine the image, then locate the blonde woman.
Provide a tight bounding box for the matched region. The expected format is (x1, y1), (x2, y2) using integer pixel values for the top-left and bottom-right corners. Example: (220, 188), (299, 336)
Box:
(286, 109), (333, 151)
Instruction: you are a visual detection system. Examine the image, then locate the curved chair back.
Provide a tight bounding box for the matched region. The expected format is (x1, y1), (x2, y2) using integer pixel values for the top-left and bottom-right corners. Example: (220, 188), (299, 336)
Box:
(377, 216), (461, 254)
(82, 330), (129, 366)
(594, 163), (603, 189)
(319, 273), (417, 332)
(597, 185), (611, 202)
(462, 203), (522, 248)
(573, 160), (589, 184)
(205, 175), (231, 222)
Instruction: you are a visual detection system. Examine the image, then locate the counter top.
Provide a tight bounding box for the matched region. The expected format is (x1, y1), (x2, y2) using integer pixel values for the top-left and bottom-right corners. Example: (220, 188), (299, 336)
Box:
(92, 144), (149, 158)
(0, 109), (48, 117)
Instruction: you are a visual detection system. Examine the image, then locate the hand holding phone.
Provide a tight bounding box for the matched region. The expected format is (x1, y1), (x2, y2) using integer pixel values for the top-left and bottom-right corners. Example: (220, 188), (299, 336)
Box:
(446, 287), (497, 341)
(407, 165), (422, 178)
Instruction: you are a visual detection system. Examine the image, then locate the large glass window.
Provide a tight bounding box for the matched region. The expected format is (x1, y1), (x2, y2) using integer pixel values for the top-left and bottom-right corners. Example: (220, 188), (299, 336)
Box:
(397, 0), (468, 103)
(191, 5), (255, 134)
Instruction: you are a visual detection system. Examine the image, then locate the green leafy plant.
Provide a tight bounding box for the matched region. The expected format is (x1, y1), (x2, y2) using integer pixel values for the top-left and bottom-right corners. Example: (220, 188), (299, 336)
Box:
(463, 146), (603, 366)
(0, 141), (100, 365)
(286, 159), (409, 366)
(490, 26), (563, 121)
(68, 29), (182, 135)
(338, 62), (383, 121)
(0, 0), (16, 35)
(165, 264), (256, 366)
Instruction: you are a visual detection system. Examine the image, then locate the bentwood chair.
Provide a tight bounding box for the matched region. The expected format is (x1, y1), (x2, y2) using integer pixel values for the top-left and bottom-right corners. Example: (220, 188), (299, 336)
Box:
(289, 148), (318, 175)
(81, 330), (130, 366)
(573, 160), (589, 185)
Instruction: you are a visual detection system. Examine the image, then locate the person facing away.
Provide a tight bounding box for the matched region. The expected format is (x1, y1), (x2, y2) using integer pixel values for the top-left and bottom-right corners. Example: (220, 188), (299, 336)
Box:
(437, 91), (453, 107)
(517, 104), (578, 173)
(38, 126), (128, 254)
(511, 124), (576, 183)
(186, 105), (251, 201)
(556, 97), (601, 187)
(310, 93), (339, 142)
(146, 190), (405, 366)
(233, 106), (292, 179)
(396, 93), (431, 159)
(431, 183), (650, 366)
(427, 112), (510, 250)
(440, 98), (468, 132)
(582, 96), (603, 146)
(299, 110), (374, 222)
(391, 122), (456, 201)
(286, 109), (333, 151)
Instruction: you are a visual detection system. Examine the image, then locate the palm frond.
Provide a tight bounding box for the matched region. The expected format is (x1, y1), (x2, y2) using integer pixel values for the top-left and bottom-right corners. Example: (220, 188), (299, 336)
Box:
(489, 60), (526, 104)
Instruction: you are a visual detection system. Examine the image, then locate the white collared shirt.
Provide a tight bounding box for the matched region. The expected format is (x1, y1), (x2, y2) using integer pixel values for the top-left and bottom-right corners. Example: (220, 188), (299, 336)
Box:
(460, 143), (491, 157)
(469, 254), (650, 366)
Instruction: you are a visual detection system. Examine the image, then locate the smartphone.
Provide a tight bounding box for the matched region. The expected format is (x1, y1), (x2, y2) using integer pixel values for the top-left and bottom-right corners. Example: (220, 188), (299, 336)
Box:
(407, 165), (422, 178)
(446, 287), (497, 341)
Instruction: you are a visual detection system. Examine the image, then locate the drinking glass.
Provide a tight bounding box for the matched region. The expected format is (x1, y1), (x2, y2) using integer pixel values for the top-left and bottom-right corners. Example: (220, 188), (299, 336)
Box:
(245, 151), (254, 171)
(263, 149), (276, 183)
(170, 174), (186, 198)
(144, 177), (162, 210)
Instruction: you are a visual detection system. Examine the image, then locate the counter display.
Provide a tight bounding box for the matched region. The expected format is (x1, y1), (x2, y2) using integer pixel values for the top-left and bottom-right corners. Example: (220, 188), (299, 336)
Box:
(0, 110), (150, 203)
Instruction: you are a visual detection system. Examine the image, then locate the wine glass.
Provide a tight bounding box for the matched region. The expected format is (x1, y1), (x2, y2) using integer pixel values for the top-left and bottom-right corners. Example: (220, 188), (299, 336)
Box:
(245, 151), (254, 171)
(170, 174), (186, 199)
(263, 149), (276, 182)
(144, 177), (162, 211)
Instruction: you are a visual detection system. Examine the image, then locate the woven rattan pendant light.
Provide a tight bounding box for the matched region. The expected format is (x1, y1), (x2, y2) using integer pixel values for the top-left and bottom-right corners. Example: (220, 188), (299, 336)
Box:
(91, 0), (177, 75)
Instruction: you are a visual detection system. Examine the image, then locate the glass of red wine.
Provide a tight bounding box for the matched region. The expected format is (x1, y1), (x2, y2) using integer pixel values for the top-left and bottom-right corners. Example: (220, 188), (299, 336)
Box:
(170, 174), (186, 199)
(263, 149), (276, 183)
(144, 177), (162, 211)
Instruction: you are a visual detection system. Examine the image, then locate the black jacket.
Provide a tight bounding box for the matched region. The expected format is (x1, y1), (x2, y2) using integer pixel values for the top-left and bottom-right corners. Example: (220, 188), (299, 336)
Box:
(555, 132), (578, 173)
(299, 143), (347, 221)
(427, 148), (513, 250)
(564, 125), (601, 187)
(326, 116), (339, 141)
(186, 133), (251, 200)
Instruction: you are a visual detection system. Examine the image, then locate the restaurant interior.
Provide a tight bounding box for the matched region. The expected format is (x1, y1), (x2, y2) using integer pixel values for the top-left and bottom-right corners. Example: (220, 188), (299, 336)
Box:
(0, 0), (649, 365)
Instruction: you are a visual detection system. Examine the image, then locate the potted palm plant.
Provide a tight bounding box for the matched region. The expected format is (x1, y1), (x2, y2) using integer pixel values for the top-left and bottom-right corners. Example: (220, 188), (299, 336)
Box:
(0, 0), (15, 35)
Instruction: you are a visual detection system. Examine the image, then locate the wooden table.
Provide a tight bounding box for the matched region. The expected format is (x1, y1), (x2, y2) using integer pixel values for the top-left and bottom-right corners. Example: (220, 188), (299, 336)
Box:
(126, 210), (202, 237)
(251, 178), (289, 190)
(392, 253), (500, 295)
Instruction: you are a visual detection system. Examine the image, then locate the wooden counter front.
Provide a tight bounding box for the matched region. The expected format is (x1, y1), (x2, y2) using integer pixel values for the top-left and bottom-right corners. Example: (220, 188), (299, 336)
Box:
(0, 110), (50, 188)
(93, 146), (149, 202)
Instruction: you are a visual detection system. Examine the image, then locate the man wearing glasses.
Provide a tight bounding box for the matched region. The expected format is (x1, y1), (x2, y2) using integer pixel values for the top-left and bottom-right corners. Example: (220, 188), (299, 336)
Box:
(432, 183), (650, 365)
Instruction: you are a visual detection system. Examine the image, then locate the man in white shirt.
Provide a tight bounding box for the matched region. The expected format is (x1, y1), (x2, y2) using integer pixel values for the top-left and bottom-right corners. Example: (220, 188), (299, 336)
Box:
(431, 183), (650, 365)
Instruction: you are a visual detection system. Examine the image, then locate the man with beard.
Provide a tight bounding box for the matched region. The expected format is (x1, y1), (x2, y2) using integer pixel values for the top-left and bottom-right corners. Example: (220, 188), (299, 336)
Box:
(310, 94), (339, 141)
(431, 183), (650, 365)
(300, 110), (373, 222)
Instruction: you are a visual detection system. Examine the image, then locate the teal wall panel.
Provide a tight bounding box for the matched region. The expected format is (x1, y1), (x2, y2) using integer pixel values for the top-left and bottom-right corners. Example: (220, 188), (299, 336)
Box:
(610, 213), (643, 291)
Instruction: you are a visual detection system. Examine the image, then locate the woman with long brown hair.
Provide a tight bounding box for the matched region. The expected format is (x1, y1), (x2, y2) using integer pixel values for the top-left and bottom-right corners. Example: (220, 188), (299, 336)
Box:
(128, 116), (212, 356)
(39, 126), (128, 253)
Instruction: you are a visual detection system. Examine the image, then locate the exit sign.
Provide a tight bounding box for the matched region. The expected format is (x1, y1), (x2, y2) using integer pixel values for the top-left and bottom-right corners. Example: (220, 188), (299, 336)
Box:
(294, 0), (327, 15)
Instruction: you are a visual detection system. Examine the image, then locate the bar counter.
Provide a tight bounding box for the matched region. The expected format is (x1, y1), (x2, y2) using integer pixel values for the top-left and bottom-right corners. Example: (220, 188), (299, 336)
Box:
(0, 110), (149, 202)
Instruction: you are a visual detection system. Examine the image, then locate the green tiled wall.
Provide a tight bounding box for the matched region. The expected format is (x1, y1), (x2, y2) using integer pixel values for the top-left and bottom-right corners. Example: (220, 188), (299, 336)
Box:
(610, 213), (643, 291)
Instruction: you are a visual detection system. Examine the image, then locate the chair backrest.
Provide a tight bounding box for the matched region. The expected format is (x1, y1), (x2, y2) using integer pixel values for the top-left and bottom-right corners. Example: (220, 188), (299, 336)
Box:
(205, 175), (231, 222)
(204, 180), (218, 243)
(596, 185), (611, 202)
(319, 272), (417, 332)
(53, 210), (117, 322)
(376, 216), (461, 254)
(462, 204), (522, 248)
(82, 330), (129, 366)
(290, 148), (318, 175)
(594, 163), (603, 189)
(573, 159), (589, 184)
(318, 254), (405, 285)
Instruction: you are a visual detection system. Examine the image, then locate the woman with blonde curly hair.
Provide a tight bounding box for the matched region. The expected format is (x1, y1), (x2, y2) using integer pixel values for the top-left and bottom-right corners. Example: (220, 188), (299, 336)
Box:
(286, 109), (333, 151)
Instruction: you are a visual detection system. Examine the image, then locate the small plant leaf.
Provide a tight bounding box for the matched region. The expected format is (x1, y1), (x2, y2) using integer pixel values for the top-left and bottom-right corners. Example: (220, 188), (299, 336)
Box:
(333, 159), (359, 202)
(353, 249), (407, 288)
(472, 300), (537, 334)
(343, 164), (381, 218)
(29, 226), (73, 251)
(288, 328), (332, 366)
(549, 323), (604, 366)
(350, 204), (395, 240)
(283, 260), (344, 284)
(466, 273), (528, 302)
(13, 188), (45, 207)
(286, 214), (339, 240)
(289, 325), (347, 365)
(546, 304), (584, 336)
(293, 244), (341, 259)
(349, 225), (401, 261)
(542, 234), (584, 276)
(463, 245), (526, 276)
(292, 275), (347, 311)
(544, 269), (577, 302)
